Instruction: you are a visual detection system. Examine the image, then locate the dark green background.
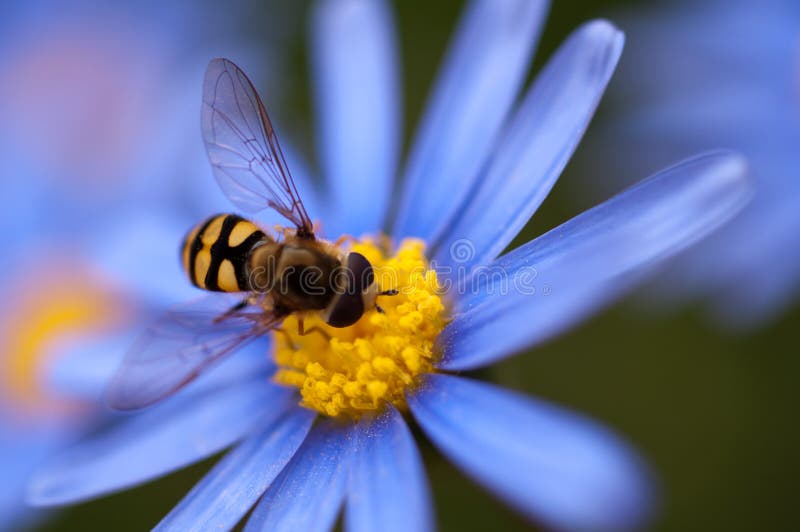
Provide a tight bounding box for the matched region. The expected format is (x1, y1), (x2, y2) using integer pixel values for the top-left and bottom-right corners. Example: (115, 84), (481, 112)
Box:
(41, 1), (799, 530)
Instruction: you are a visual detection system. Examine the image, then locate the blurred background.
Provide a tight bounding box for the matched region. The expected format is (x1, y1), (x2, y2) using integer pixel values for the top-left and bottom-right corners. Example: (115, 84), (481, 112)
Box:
(1, 0), (798, 530)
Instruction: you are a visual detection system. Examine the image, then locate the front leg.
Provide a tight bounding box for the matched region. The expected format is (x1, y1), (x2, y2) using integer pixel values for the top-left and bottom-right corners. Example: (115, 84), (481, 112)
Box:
(334, 234), (356, 247)
(297, 317), (332, 341)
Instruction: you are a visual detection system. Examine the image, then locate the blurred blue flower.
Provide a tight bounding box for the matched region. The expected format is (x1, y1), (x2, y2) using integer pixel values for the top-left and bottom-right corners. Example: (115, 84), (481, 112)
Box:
(581, 0), (800, 328)
(27, 1), (751, 531)
(0, 255), (134, 527)
(0, 0), (286, 244)
(0, 0), (276, 527)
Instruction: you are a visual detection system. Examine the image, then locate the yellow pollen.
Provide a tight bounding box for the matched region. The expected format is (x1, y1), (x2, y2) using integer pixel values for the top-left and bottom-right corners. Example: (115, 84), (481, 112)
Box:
(272, 238), (447, 419)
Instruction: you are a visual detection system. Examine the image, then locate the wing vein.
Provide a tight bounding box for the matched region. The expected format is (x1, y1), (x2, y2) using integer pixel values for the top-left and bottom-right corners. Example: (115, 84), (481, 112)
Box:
(201, 58), (314, 236)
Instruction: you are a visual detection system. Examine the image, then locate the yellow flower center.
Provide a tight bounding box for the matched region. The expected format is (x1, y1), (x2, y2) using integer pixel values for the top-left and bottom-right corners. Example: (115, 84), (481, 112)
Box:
(0, 261), (127, 417)
(272, 238), (447, 418)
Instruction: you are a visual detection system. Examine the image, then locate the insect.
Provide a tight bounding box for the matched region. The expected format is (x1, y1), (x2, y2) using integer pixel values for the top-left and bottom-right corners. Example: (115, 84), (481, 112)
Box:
(107, 58), (396, 410)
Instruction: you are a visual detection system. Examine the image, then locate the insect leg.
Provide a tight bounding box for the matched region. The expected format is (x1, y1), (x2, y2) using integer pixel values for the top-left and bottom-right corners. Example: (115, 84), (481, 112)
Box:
(303, 327), (332, 341)
(334, 234), (356, 247)
(272, 327), (297, 350)
(297, 318), (332, 341)
(213, 298), (249, 324)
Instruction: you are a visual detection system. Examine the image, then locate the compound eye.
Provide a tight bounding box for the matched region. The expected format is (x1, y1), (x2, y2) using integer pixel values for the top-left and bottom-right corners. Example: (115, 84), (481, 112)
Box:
(326, 292), (364, 328)
(345, 252), (374, 294)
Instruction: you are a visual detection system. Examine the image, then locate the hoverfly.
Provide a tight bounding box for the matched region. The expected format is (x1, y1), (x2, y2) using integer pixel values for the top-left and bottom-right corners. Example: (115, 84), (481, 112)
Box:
(107, 58), (396, 410)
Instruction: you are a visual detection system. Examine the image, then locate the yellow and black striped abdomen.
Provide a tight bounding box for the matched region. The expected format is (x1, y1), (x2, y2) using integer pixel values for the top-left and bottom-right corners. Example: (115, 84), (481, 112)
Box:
(181, 214), (267, 292)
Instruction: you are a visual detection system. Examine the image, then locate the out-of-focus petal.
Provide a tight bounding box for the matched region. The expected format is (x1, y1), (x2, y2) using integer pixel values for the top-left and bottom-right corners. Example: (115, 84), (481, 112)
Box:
(46, 335), (270, 406)
(704, 200), (800, 327)
(439, 152), (751, 370)
(579, 0), (800, 327)
(42, 333), (133, 402)
(311, 0), (400, 237)
(433, 20), (624, 273)
(28, 380), (295, 505)
(87, 211), (201, 306)
(0, 429), (63, 530)
(345, 406), (433, 532)
(245, 419), (354, 532)
(408, 374), (654, 531)
(155, 407), (316, 531)
(393, 0), (549, 241)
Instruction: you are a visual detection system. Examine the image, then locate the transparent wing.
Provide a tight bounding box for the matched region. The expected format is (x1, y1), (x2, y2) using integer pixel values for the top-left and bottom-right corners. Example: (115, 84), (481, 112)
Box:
(202, 58), (315, 238)
(106, 297), (284, 411)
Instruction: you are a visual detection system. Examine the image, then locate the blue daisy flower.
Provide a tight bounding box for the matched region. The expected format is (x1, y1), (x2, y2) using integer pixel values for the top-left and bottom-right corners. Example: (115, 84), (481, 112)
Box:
(0, 0), (287, 243)
(0, 0), (275, 527)
(0, 249), (140, 527)
(580, 0), (800, 328)
(28, 1), (751, 531)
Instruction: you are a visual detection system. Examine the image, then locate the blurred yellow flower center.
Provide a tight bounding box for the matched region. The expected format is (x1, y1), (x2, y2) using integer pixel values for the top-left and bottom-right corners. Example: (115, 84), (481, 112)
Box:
(0, 263), (126, 415)
(272, 238), (447, 418)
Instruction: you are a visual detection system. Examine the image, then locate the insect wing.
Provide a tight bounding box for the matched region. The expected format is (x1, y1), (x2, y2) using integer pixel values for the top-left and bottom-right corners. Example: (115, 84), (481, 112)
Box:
(202, 58), (315, 237)
(107, 297), (280, 410)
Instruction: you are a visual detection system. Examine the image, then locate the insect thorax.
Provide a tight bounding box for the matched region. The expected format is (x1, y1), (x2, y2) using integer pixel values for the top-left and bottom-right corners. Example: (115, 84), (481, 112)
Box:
(249, 243), (340, 311)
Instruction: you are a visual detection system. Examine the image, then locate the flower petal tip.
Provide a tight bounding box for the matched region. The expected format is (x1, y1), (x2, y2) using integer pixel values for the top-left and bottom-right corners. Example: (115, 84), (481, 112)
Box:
(408, 374), (657, 531)
(678, 150), (753, 201)
(580, 18), (625, 54)
(26, 468), (90, 508)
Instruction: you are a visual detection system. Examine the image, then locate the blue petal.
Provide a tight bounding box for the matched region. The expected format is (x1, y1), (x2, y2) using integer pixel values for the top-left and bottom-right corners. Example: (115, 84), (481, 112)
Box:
(0, 428), (65, 530)
(703, 203), (800, 328)
(245, 419), (354, 532)
(155, 407), (316, 531)
(87, 211), (202, 305)
(28, 379), (294, 505)
(46, 334), (271, 407)
(311, 0), (400, 237)
(393, 0), (549, 241)
(43, 331), (132, 402)
(438, 152), (751, 370)
(579, 1), (800, 327)
(408, 374), (654, 531)
(433, 20), (624, 273)
(345, 406), (434, 532)
(709, 265), (800, 329)
(646, 173), (800, 318)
